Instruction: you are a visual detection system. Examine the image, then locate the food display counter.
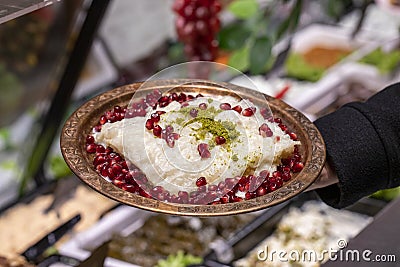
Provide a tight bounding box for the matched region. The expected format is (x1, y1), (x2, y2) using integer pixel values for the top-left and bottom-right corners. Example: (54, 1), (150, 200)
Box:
(0, 1), (400, 267)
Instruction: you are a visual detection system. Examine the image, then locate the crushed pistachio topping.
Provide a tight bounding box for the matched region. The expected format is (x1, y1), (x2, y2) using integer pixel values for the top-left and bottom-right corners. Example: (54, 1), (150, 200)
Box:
(177, 105), (221, 120)
(231, 154), (239, 162)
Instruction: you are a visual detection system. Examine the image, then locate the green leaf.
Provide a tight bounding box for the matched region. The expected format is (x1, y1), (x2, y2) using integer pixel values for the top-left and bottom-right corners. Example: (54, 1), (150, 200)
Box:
(50, 155), (72, 179)
(218, 23), (251, 51)
(228, 0), (259, 19)
(0, 128), (9, 139)
(0, 160), (17, 171)
(249, 36), (272, 74)
(228, 46), (250, 72)
(276, 0), (303, 40)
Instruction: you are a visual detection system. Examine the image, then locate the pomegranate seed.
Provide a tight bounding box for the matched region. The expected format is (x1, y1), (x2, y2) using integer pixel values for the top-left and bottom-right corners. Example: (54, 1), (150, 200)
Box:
(282, 166), (291, 173)
(198, 185), (207, 192)
(170, 133), (180, 140)
(171, 92), (179, 101)
(158, 95), (169, 103)
(259, 123), (273, 137)
(139, 188), (152, 198)
(114, 105), (122, 112)
(100, 166), (109, 177)
(113, 179), (125, 188)
(166, 135), (175, 148)
(114, 155), (123, 162)
(238, 183), (246, 192)
(156, 192), (166, 201)
(165, 125), (174, 134)
(94, 125), (102, 132)
(232, 105), (242, 113)
(86, 135), (94, 144)
(288, 132), (298, 140)
(96, 145), (105, 154)
(181, 102), (189, 107)
(178, 92), (187, 102)
(274, 118), (282, 123)
(249, 175), (265, 192)
(93, 155), (106, 166)
(145, 119), (154, 130)
(153, 89), (162, 98)
(238, 176), (248, 186)
(220, 195), (229, 203)
(293, 154), (302, 162)
(122, 184), (138, 193)
(220, 103), (231, 110)
(208, 184), (217, 191)
(268, 182), (279, 192)
(190, 108), (198, 117)
(256, 186), (267, 196)
(218, 181), (225, 190)
(276, 136), (281, 142)
(292, 162), (304, 173)
(279, 123), (288, 132)
(281, 172), (291, 182)
(199, 103), (207, 110)
(197, 143), (211, 158)
(245, 191), (256, 200)
(215, 136), (226, 145)
(86, 144), (97, 153)
(260, 108), (270, 119)
(107, 167), (116, 179)
(190, 191), (200, 198)
(151, 186), (164, 195)
(196, 176), (207, 187)
(275, 177), (284, 188)
(115, 112), (123, 121)
(156, 111), (166, 115)
(272, 171), (282, 179)
(224, 178), (236, 189)
(205, 191), (218, 203)
(115, 173), (126, 181)
(231, 196), (243, 202)
(169, 195), (179, 203)
(161, 129), (168, 139)
(178, 191), (189, 202)
(96, 163), (105, 172)
(105, 110), (113, 120)
(111, 164), (123, 176)
(153, 125), (162, 137)
(151, 113), (160, 122)
(242, 107), (255, 116)
(196, 94), (204, 98)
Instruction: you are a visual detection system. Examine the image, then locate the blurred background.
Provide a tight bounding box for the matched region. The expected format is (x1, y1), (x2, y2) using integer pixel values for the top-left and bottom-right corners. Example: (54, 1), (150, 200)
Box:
(0, 0), (399, 266)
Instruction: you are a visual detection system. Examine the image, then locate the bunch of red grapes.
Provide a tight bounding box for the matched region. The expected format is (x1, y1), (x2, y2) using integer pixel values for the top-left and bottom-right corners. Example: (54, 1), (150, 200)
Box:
(173, 0), (222, 61)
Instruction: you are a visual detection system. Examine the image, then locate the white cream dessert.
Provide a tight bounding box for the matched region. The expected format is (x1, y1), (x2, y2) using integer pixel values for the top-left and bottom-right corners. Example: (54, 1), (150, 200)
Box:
(94, 95), (300, 195)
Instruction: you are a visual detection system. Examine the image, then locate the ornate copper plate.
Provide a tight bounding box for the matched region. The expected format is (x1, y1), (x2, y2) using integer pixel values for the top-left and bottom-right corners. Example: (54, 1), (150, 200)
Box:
(60, 79), (326, 216)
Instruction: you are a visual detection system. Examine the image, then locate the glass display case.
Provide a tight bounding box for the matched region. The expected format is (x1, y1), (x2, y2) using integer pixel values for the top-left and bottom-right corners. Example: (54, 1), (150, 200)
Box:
(0, 0), (111, 210)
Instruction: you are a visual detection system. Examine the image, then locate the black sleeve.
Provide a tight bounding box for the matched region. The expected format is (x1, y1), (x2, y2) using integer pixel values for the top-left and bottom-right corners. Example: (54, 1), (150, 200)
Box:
(313, 83), (400, 208)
